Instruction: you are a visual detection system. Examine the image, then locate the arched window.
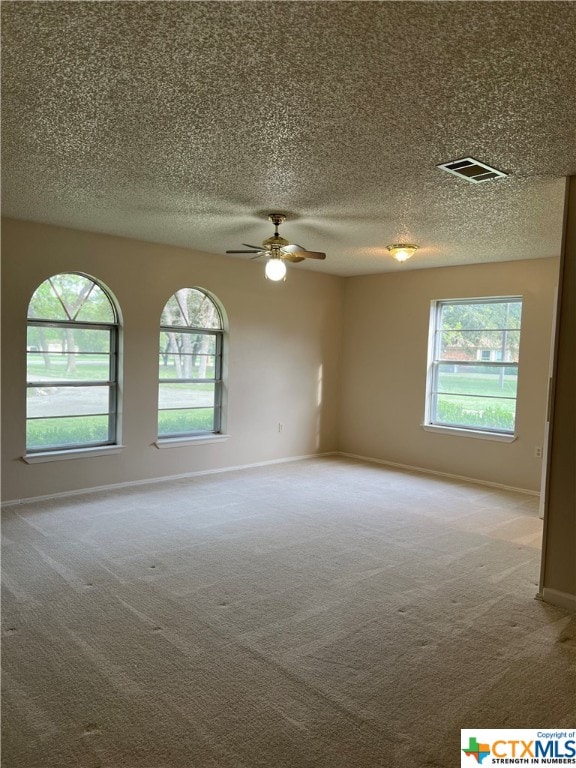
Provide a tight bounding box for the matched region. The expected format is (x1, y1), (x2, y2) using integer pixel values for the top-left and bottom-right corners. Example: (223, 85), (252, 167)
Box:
(26, 273), (120, 453)
(158, 288), (224, 438)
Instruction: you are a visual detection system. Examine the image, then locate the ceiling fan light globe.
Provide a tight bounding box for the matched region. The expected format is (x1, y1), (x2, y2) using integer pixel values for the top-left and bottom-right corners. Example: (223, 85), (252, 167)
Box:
(265, 258), (287, 281)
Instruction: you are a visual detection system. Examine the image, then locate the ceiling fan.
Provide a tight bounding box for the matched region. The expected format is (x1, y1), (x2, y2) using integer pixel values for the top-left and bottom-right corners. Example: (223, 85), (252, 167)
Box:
(226, 213), (326, 281)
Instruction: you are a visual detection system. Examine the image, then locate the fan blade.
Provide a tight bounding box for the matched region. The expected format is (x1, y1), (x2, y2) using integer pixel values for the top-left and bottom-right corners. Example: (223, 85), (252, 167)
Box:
(282, 255), (306, 263)
(282, 244), (327, 260)
(242, 243), (263, 250)
(226, 249), (260, 254)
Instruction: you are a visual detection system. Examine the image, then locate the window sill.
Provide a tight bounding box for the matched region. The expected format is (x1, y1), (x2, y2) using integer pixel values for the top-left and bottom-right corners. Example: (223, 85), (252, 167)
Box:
(23, 445), (125, 464)
(154, 434), (230, 449)
(422, 424), (516, 443)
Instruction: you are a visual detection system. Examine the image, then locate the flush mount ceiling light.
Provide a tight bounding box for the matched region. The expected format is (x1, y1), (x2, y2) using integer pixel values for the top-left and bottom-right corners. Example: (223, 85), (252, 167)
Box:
(387, 243), (419, 263)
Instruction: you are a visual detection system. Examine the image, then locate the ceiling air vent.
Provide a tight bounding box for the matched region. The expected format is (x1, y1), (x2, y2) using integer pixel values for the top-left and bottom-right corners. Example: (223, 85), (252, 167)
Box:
(437, 157), (507, 183)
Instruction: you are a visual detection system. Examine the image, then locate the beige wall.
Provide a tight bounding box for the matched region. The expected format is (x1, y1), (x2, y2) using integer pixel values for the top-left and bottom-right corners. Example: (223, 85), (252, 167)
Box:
(1, 218), (561, 502)
(541, 176), (576, 608)
(339, 258), (559, 492)
(1, 218), (343, 502)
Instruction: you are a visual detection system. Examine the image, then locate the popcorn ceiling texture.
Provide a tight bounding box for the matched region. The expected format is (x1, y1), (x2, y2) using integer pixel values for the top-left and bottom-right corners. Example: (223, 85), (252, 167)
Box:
(2, 1), (576, 275)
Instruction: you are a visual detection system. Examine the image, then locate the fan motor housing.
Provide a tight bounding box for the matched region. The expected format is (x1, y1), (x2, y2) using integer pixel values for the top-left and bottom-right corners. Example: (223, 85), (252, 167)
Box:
(262, 235), (289, 248)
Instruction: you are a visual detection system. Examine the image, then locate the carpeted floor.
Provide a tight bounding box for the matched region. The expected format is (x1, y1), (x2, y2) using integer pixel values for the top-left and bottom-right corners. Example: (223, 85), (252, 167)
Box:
(2, 456), (575, 767)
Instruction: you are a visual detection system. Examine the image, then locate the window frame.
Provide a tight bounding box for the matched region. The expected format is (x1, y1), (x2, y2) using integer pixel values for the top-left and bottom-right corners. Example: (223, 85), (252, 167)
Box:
(25, 274), (120, 454)
(424, 296), (523, 438)
(157, 289), (225, 440)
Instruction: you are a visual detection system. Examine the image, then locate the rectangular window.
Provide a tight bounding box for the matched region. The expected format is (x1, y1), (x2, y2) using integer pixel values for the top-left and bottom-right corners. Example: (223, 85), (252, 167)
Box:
(425, 297), (523, 435)
(26, 322), (118, 451)
(157, 329), (222, 437)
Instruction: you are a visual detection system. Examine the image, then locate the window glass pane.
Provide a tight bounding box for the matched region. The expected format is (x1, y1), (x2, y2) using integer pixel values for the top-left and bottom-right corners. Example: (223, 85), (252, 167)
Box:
(436, 364), (518, 398)
(160, 295), (184, 327)
(26, 415), (111, 449)
(27, 274), (114, 323)
(158, 383), (215, 410)
(27, 279), (68, 321)
(160, 331), (217, 355)
(27, 353), (111, 382)
(438, 330), (520, 363)
(27, 386), (111, 418)
(434, 394), (516, 433)
(440, 301), (522, 331)
(161, 289), (221, 329)
(158, 408), (215, 435)
(74, 283), (116, 323)
(48, 274), (97, 320)
(27, 327), (111, 354)
(159, 354), (216, 380)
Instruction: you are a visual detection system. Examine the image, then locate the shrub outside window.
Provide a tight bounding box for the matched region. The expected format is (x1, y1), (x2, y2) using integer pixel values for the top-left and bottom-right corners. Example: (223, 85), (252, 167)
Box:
(26, 273), (119, 452)
(158, 288), (224, 438)
(426, 297), (523, 435)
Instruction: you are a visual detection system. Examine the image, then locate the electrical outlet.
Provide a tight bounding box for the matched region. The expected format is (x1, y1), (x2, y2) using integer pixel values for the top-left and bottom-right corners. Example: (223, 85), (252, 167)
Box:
(534, 446), (542, 459)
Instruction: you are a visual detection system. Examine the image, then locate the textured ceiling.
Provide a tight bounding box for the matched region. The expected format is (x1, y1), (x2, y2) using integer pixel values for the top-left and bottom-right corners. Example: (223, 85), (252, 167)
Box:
(2, 1), (576, 275)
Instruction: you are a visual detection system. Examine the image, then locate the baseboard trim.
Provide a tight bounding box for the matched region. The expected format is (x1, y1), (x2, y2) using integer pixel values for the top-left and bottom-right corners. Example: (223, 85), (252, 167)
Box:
(1, 452), (338, 507)
(2, 450), (538, 507)
(337, 452), (539, 496)
(542, 588), (576, 614)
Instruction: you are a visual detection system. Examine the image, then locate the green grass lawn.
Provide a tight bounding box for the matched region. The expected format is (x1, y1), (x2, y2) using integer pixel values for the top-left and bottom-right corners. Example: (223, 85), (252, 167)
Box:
(435, 371), (517, 431)
(157, 408), (215, 435)
(27, 409), (216, 449)
(27, 356), (112, 382)
(26, 367), (518, 447)
(26, 416), (111, 449)
(27, 357), (218, 447)
(438, 370), (517, 396)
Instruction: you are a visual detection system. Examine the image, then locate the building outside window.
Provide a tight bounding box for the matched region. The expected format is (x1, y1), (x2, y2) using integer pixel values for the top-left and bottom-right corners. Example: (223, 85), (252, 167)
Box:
(158, 288), (224, 438)
(26, 273), (120, 452)
(426, 297), (523, 435)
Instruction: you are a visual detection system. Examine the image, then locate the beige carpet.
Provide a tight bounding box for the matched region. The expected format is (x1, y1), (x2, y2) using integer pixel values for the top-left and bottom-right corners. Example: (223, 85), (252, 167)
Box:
(2, 456), (575, 767)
